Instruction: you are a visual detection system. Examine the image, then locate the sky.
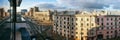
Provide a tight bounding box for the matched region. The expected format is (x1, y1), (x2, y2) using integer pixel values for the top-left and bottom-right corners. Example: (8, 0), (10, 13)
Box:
(0, 0), (120, 11)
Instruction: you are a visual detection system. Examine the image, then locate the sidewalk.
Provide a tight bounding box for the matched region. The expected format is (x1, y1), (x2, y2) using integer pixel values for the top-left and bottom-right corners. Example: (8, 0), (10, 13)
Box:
(16, 32), (21, 40)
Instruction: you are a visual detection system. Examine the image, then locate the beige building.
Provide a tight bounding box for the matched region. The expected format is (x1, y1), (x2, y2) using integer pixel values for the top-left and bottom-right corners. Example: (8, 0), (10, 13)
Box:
(53, 11), (98, 40)
(24, 7), (53, 25)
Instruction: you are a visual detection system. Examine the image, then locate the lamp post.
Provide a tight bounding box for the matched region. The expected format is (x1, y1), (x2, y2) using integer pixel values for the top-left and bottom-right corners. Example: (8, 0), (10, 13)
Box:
(8, 0), (22, 40)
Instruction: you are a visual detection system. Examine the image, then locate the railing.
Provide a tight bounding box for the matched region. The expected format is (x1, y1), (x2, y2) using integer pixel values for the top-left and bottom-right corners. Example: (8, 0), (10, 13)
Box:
(0, 16), (10, 26)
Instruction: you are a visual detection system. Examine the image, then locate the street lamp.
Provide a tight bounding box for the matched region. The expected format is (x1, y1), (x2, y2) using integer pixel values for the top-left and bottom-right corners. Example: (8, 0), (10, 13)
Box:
(8, 0), (22, 40)
(8, 0), (22, 7)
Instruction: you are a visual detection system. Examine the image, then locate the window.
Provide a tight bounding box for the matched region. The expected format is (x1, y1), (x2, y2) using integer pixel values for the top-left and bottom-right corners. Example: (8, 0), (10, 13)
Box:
(76, 18), (77, 21)
(106, 35), (109, 39)
(64, 22), (66, 24)
(111, 27), (113, 29)
(81, 18), (83, 21)
(81, 37), (83, 40)
(107, 18), (109, 21)
(101, 23), (103, 25)
(64, 30), (66, 32)
(76, 27), (78, 30)
(115, 27), (117, 28)
(71, 31), (74, 33)
(67, 22), (69, 25)
(111, 35), (112, 38)
(99, 32), (102, 33)
(107, 27), (109, 29)
(76, 36), (78, 38)
(64, 26), (66, 28)
(101, 27), (104, 30)
(107, 23), (109, 25)
(91, 33), (94, 35)
(81, 32), (84, 35)
(111, 18), (113, 20)
(67, 27), (69, 29)
(71, 35), (74, 38)
(81, 28), (83, 31)
(111, 31), (113, 33)
(68, 35), (69, 37)
(57, 16), (58, 19)
(97, 18), (99, 22)
(76, 23), (78, 25)
(101, 18), (103, 21)
(107, 31), (109, 34)
(64, 34), (66, 36)
(91, 23), (94, 26)
(76, 32), (78, 34)
(81, 23), (83, 26)
(67, 31), (69, 32)
(67, 18), (69, 21)
(72, 27), (74, 29)
(87, 18), (89, 21)
(64, 17), (66, 19)
(111, 23), (113, 25)
(72, 18), (74, 21)
(72, 23), (74, 25)
(87, 23), (89, 26)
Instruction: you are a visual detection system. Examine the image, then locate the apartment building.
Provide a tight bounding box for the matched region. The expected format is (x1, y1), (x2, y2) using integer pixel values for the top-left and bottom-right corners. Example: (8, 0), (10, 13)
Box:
(96, 15), (120, 40)
(53, 10), (120, 40)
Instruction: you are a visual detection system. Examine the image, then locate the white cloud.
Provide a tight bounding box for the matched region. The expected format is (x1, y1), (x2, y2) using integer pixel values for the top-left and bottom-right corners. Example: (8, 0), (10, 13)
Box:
(56, 0), (120, 9)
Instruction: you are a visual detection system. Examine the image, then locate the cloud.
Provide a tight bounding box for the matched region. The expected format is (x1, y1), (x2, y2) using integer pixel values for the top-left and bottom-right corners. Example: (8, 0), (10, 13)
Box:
(34, 0), (120, 10)
(56, 0), (120, 9)
(36, 3), (66, 9)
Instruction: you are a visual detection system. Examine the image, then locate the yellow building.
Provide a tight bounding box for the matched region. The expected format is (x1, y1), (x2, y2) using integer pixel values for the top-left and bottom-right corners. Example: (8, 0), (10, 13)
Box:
(53, 11), (99, 40)
(25, 7), (53, 25)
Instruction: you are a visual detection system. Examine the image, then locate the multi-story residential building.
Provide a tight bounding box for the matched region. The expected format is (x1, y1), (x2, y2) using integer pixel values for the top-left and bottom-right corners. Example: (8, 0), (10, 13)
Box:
(53, 10), (120, 40)
(96, 15), (120, 40)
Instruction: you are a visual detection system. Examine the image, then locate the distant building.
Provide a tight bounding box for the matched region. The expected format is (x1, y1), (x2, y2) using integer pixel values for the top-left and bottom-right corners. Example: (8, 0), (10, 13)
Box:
(34, 6), (39, 12)
(0, 8), (9, 20)
(7, 9), (12, 13)
(0, 8), (5, 18)
(25, 7), (53, 25)
(21, 9), (27, 15)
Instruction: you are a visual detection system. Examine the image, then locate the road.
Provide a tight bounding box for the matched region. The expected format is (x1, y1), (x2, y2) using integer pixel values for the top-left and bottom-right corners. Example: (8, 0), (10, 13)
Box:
(0, 14), (51, 40)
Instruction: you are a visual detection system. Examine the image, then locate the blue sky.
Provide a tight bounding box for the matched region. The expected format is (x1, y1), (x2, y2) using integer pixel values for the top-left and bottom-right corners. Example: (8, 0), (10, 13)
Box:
(0, 0), (120, 11)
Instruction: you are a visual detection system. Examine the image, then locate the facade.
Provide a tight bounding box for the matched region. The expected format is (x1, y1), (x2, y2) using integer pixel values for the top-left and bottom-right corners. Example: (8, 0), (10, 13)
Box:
(96, 15), (120, 40)
(25, 7), (53, 25)
(0, 8), (5, 18)
(53, 10), (120, 40)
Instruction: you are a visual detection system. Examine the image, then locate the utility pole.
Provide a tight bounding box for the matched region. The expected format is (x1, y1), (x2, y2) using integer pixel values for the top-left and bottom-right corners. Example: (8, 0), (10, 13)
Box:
(8, 0), (22, 40)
